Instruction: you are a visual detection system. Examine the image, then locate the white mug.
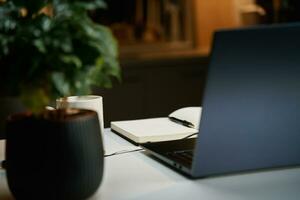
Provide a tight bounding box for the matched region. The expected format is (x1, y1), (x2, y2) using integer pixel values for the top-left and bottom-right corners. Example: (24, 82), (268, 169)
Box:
(56, 95), (104, 135)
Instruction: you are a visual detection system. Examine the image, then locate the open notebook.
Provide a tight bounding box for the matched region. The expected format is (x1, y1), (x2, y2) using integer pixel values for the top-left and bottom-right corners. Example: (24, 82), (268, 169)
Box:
(110, 107), (201, 144)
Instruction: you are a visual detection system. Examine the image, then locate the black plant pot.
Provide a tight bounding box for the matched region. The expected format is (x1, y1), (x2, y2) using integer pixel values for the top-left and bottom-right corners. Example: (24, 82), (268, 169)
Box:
(0, 97), (27, 139)
(5, 109), (104, 200)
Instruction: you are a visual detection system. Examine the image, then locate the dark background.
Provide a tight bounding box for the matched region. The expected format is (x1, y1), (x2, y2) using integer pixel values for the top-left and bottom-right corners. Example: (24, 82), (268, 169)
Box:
(93, 56), (209, 127)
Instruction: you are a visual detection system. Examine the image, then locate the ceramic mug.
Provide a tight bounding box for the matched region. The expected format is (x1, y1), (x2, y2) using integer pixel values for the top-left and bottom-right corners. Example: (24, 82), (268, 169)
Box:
(56, 95), (104, 135)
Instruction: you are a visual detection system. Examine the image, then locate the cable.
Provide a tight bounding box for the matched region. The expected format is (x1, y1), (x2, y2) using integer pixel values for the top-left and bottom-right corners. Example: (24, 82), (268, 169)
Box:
(0, 150), (145, 166)
(0, 150), (144, 169)
(104, 148), (144, 157)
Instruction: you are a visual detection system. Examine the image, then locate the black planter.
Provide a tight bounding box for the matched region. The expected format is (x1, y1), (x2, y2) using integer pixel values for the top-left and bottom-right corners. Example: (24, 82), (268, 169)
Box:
(5, 109), (104, 200)
(0, 97), (27, 139)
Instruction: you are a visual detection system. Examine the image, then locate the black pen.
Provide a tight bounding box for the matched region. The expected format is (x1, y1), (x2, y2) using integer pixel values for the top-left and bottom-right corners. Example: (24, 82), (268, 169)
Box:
(168, 116), (194, 128)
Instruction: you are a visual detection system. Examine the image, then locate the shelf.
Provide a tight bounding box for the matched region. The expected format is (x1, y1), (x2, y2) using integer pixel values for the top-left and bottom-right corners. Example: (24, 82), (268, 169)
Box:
(93, 0), (195, 59)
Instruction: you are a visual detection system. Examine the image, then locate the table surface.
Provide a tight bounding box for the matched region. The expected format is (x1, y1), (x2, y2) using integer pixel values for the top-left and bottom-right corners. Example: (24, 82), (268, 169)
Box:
(0, 129), (300, 200)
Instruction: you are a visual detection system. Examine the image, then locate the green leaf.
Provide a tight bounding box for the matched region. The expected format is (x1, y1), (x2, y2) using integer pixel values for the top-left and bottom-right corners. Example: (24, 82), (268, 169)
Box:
(72, 71), (92, 95)
(104, 57), (121, 79)
(41, 16), (52, 32)
(33, 39), (47, 53)
(20, 87), (50, 114)
(60, 55), (82, 68)
(73, 0), (107, 10)
(92, 24), (119, 58)
(51, 72), (71, 96)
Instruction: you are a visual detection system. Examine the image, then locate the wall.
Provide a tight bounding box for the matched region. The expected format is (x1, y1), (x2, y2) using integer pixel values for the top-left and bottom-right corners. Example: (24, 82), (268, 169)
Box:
(93, 56), (209, 127)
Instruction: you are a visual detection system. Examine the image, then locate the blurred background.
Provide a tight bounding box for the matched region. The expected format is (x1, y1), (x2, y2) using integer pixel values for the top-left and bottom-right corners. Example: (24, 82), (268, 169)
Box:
(90, 0), (300, 127)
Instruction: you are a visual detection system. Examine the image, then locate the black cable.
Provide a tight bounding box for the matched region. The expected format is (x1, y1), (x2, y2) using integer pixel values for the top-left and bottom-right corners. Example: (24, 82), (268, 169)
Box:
(104, 148), (144, 157)
(0, 150), (145, 165)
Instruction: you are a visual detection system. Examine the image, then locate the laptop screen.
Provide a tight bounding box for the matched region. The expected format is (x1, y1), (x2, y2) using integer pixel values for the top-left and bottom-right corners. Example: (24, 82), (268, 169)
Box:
(192, 23), (300, 177)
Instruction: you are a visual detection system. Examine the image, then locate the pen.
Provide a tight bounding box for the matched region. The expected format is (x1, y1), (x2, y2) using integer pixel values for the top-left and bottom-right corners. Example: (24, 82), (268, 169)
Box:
(168, 116), (194, 128)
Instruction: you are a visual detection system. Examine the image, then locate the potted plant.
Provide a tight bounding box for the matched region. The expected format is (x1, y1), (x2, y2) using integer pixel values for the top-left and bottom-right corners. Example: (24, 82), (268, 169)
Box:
(0, 0), (120, 107)
(0, 0), (120, 136)
(0, 0), (120, 198)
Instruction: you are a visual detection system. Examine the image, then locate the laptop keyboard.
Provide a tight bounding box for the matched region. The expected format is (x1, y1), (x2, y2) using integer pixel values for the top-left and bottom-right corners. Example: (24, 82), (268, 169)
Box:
(142, 138), (196, 169)
(166, 149), (194, 166)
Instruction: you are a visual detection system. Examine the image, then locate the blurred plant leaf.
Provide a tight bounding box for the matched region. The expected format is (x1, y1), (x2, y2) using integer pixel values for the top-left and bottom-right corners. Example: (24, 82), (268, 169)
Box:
(33, 39), (46, 53)
(20, 87), (49, 114)
(60, 55), (82, 68)
(51, 72), (71, 97)
(73, 0), (107, 10)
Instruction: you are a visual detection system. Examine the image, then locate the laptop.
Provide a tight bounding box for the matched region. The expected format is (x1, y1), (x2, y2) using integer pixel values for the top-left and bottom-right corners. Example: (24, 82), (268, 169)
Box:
(141, 23), (300, 178)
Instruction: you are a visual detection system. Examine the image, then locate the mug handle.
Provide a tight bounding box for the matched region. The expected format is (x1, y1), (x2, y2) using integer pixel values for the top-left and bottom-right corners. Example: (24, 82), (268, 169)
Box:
(45, 106), (56, 110)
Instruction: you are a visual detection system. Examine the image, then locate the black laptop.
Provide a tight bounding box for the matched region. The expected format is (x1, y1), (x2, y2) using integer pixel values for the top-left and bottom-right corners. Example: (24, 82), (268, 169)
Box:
(141, 23), (300, 178)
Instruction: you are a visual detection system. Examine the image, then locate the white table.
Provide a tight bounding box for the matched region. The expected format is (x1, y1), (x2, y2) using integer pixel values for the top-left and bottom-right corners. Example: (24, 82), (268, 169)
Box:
(1, 129), (300, 200)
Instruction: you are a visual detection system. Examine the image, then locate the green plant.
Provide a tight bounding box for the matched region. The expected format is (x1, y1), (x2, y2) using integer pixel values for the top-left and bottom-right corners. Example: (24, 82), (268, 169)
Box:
(0, 0), (120, 112)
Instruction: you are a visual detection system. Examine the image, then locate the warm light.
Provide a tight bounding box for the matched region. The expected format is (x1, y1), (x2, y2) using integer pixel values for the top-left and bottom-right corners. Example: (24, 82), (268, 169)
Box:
(39, 4), (53, 17)
(20, 8), (28, 17)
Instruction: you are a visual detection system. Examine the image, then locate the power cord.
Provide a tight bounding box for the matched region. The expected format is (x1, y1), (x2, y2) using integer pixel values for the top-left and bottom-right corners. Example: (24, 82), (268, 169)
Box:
(104, 148), (144, 157)
(0, 150), (145, 165)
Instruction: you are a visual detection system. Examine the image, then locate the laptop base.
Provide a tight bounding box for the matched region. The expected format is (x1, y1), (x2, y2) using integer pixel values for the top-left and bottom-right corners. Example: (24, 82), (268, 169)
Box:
(141, 138), (196, 176)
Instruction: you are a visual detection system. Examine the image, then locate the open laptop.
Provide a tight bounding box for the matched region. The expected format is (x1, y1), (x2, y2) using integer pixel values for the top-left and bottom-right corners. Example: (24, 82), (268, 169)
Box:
(141, 23), (300, 178)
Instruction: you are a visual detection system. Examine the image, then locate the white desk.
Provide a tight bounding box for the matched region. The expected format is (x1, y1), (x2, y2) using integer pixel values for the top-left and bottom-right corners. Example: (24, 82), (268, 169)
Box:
(0, 129), (300, 200)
